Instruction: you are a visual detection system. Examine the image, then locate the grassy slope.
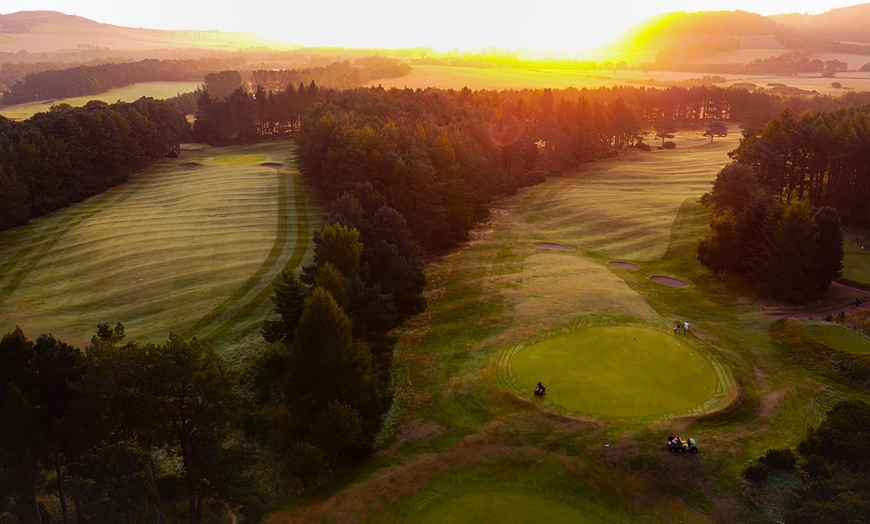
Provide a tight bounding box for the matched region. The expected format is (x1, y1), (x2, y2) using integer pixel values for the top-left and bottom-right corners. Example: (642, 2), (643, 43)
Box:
(270, 132), (870, 523)
(0, 140), (321, 354)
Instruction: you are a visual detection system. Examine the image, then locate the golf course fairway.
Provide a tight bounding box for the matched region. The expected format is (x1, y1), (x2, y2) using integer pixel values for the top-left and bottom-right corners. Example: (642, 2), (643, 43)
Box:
(418, 491), (609, 523)
(510, 326), (719, 418)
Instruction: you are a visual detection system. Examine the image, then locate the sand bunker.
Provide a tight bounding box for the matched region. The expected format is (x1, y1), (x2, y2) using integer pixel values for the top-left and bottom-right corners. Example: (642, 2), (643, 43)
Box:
(260, 162), (284, 169)
(536, 243), (572, 251)
(650, 275), (687, 287)
(609, 261), (638, 270)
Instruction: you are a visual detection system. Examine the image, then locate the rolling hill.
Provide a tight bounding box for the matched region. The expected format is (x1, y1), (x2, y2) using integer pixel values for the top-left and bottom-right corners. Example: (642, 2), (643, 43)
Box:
(0, 10), (289, 56)
(5, 5), (870, 69)
(604, 4), (870, 69)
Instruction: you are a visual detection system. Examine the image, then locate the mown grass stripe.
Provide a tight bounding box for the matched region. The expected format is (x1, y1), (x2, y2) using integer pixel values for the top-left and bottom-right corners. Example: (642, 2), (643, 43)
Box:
(181, 168), (291, 340)
(0, 185), (139, 300)
(207, 170), (311, 339)
(204, 171), (311, 342)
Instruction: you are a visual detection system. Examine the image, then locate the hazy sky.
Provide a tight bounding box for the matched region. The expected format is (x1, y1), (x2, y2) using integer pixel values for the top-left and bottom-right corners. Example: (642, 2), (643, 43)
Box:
(2, 1), (865, 52)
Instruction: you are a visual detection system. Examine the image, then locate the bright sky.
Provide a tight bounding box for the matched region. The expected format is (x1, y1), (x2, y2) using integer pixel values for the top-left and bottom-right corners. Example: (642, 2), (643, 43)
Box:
(1, 1), (864, 53)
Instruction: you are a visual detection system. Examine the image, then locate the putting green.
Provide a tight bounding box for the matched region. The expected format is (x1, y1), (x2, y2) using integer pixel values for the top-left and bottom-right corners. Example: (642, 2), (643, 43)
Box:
(418, 492), (608, 523)
(510, 326), (719, 418)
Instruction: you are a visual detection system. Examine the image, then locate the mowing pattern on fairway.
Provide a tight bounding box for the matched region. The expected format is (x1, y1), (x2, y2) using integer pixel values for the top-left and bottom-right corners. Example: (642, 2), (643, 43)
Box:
(507, 138), (735, 262)
(498, 325), (728, 419)
(0, 142), (315, 347)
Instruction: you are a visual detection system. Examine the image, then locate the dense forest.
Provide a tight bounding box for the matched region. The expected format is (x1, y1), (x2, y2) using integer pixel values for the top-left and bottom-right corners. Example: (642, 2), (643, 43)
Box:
(0, 98), (191, 229)
(697, 104), (870, 302)
(731, 106), (870, 227)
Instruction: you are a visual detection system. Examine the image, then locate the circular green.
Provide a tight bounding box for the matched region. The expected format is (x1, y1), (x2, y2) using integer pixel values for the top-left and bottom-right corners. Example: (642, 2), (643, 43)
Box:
(511, 326), (719, 417)
(419, 492), (607, 523)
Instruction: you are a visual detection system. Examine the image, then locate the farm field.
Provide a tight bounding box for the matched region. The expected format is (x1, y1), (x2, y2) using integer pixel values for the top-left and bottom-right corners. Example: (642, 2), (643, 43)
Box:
(269, 130), (870, 522)
(0, 80), (200, 120)
(369, 64), (870, 95)
(0, 140), (321, 355)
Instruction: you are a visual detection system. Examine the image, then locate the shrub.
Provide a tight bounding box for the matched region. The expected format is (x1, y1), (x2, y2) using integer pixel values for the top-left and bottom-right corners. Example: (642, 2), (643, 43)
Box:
(760, 448), (797, 470)
(831, 82), (842, 88)
(663, 141), (677, 149)
(742, 459), (771, 482)
(800, 454), (831, 481)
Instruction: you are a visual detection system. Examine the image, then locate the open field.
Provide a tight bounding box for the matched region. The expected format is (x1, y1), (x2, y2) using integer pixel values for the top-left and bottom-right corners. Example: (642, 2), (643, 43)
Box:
(269, 130), (870, 522)
(0, 81), (201, 120)
(368, 65), (870, 95)
(0, 140), (321, 353)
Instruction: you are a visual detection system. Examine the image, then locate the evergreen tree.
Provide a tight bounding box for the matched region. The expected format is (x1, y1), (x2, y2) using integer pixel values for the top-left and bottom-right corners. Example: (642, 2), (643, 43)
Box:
(813, 206), (844, 297)
(261, 271), (309, 345)
(697, 209), (741, 277)
(285, 288), (374, 424)
(763, 201), (819, 303)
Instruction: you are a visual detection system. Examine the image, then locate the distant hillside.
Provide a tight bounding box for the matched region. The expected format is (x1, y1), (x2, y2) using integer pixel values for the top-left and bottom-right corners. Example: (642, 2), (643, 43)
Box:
(0, 10), (288, 56)
(604, 5), (870, 70)
(773, 3), (870, 44)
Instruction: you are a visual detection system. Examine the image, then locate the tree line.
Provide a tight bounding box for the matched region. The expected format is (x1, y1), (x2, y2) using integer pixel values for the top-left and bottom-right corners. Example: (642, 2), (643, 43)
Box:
(647, 52), (854, 77)
(730, 106), (870, 228)
(695, 102), (870, 303)
(698, 164), (844, 303)
(0, 97), (191, 230)
(250, 57), (411, 93)
(192, 81), (319, 145)
(1, 58), (244, 105)
(250, 181), (427, 492)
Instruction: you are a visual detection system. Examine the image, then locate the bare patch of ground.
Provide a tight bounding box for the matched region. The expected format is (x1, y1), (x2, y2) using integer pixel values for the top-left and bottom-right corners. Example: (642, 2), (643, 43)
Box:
(759, 390), (786, 418)
(382, 418), (447, 454)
